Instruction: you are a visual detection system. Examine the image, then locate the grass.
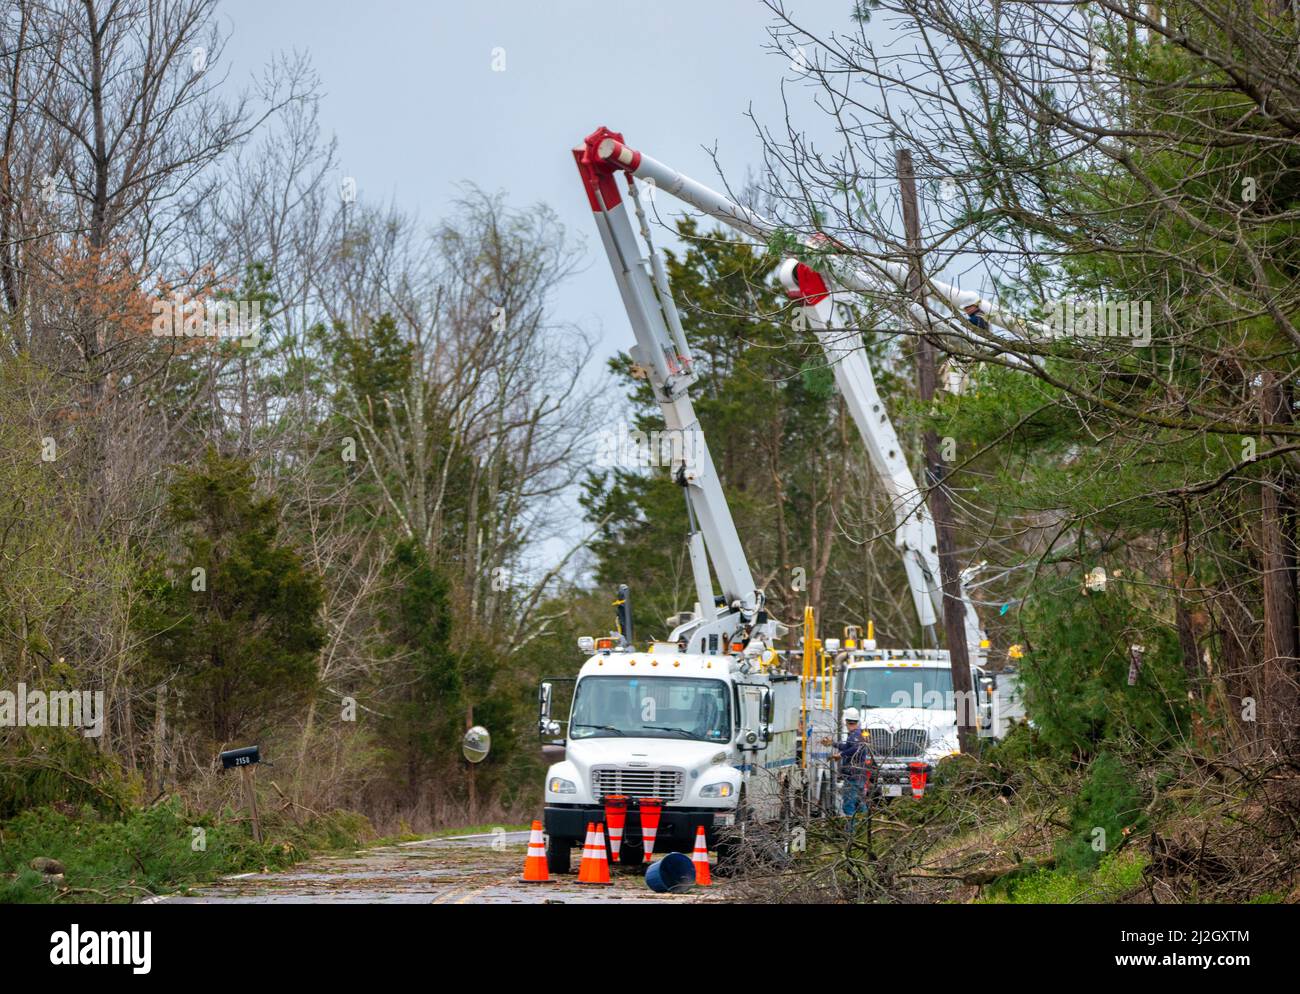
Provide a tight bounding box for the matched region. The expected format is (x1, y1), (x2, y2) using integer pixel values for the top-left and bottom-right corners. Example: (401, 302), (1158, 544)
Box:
(427, 822), (531, 837)
(359, 822), (533, 848)
(975, 849), (1148, 904)
(0, 798), (373, 903)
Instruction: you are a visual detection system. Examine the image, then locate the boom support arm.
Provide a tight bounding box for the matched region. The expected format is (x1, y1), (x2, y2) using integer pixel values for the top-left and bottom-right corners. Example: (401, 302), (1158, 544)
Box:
(574, 129), (769, 647)
(584, 130), (1048, 343)
(781, 264), (985, 660)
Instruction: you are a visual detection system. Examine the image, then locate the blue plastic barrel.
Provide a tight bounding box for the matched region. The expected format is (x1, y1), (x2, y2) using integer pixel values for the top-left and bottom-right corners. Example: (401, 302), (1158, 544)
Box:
(645, 852), (695, 893)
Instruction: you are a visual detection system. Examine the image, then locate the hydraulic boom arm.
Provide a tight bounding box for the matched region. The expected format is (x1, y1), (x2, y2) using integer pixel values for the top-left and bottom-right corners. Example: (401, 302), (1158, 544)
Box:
(575, 126), (1003, 662)
(574, 130), (775, 653)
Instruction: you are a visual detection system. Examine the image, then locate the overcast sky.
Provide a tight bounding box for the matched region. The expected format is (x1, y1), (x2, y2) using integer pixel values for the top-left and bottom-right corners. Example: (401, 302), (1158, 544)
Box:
(217, 0), (832, 365)
(215, 0), (879, 575)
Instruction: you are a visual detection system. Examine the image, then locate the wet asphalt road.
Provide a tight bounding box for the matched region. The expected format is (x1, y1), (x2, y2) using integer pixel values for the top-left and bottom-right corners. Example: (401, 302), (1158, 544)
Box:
(151, 831), (726, 904)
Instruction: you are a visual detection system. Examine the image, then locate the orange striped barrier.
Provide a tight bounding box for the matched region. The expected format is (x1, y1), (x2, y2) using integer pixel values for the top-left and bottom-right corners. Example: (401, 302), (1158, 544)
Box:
(520, 820), (555, 883)
(578, 821), (613, 885)
(691, 825), (711, 886)
(640, 798), (663, 863)
(604, 795), (628, 864)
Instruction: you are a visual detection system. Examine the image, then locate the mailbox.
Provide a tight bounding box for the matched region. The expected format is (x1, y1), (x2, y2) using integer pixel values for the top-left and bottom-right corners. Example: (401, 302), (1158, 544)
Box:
(219, 746), (260, 770)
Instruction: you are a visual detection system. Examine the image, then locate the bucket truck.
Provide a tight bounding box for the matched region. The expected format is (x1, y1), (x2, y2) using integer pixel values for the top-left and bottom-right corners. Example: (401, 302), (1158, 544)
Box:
(535, 131), (810, 874)
(565, 127), (1032, 803)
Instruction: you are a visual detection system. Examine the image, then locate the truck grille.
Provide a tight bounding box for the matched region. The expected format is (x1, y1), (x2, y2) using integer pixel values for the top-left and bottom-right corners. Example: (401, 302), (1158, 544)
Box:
(863, 727), (929, 758)
(591, 767), (684, 803)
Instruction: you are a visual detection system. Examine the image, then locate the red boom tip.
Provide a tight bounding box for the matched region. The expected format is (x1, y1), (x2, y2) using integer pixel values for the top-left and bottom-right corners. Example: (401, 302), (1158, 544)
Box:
(573, 126), (641, 212)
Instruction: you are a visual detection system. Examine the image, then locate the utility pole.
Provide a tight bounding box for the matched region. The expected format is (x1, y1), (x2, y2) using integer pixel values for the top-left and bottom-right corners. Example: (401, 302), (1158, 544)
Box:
(895, 147), (978, 754)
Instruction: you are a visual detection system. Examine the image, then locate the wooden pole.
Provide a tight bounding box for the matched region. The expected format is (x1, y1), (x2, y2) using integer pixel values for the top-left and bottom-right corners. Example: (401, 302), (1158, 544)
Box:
(241, 764), (262, 844)
(895, 147), (978, 754)
(1259, 371), (1299, 754)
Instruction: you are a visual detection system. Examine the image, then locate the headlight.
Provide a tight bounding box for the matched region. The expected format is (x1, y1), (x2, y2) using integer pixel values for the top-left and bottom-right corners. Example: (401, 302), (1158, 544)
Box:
(548, 777), (576, 794)
(700, 782), (732, 798)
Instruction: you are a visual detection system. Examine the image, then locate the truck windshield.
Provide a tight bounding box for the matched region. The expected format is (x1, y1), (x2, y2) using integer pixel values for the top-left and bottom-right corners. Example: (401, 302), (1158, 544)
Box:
(843, 667), (954, 711)
(569, 675), (730, 742)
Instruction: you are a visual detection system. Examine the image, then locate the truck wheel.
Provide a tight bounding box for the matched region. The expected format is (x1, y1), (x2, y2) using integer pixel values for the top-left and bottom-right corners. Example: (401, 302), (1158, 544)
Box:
(545, 834), (573, 875)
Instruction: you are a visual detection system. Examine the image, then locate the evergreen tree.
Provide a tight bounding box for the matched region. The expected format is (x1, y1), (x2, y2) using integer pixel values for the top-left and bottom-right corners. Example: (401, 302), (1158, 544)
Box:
(136, 448), (324, 747)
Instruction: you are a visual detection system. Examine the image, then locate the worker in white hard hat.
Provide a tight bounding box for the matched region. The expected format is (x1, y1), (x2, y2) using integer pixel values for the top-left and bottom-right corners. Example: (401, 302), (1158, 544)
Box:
(837, 707), (871, 817)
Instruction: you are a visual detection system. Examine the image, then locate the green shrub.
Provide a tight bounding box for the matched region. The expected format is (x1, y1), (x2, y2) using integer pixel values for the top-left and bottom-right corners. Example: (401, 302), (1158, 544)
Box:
(978, 851), (1147, 904)
(1056, 751), (1145, 872)
(1015, 582), (1188, 755)
(0, 799), (371, 903)
(0, 727), (137, 820)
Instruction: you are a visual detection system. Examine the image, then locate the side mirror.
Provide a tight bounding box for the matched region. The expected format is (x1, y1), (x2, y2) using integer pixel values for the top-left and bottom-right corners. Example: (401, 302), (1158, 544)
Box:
(758, 688), (773, 747)
(538, 683), (562, 738)
(462, 726), (491, 763)
(537, 681), (553, 736)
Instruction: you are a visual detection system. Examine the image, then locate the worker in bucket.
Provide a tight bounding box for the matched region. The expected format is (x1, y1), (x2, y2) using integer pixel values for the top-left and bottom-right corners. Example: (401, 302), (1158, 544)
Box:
(837, 708), (871, 817)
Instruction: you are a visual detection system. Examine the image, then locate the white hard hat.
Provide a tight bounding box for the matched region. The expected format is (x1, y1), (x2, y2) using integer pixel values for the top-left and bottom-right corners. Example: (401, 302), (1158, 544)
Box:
(843, 707), (861, 723)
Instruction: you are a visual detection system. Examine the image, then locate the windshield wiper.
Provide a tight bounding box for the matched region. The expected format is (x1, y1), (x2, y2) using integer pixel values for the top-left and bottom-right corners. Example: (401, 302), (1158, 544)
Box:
(641, 725), (701, 739)
(572, 723), (625, 736)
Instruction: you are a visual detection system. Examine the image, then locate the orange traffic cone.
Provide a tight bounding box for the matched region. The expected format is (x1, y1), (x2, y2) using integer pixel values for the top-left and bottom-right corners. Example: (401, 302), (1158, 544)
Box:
(908, 761), (928, 799)
(640, 797), (663, 863)
(576, 822), (597, 882)
(578, 821), (613, 885)
(520, 820), (555, 884)
(691, 825), (712, 886)
(604, 795), (628, 864)
(593, 822), (613, 884)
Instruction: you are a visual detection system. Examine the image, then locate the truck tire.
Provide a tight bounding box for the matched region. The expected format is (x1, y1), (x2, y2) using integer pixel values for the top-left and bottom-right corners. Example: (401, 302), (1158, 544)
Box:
(546, 833), (573, 875)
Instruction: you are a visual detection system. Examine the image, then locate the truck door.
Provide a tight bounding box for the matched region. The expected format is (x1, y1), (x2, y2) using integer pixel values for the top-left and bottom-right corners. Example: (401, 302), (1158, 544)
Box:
(736, 682), (780, 822)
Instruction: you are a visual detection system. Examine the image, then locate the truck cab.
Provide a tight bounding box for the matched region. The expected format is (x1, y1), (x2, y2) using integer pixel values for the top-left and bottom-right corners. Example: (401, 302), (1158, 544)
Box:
(838, 648), (965, 797)
(539, 639), (801, 874)
(838, 645), (1024, 797)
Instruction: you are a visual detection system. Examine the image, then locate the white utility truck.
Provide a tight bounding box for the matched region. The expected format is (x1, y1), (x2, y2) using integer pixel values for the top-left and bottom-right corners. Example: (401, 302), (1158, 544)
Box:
(841, 647), (963, 798)
(539, 133), (814, 873)
(545, 126), (1038, 860)
(539, 630), (803, 872)
(833, 624), (1027, 798)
